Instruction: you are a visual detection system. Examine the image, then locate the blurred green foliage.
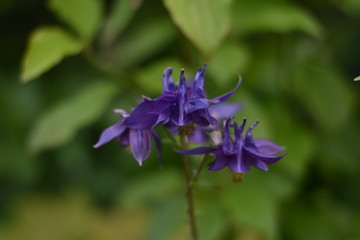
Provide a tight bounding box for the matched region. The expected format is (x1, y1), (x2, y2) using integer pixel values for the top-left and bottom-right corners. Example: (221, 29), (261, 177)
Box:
(1, 0), (360, 239)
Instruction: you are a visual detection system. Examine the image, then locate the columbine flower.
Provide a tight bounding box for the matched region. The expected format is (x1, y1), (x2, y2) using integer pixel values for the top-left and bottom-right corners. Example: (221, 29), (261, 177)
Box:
(123, 65), (241, 129)
(93, 110), (161, 166)
(179, 117), (285, 173)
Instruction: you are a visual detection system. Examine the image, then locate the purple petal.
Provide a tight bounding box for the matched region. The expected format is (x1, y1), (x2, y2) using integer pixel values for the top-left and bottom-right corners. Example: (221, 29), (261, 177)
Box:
(188, 127), (209, 144)
(93, 122), (127, 148)
(208, 153), (232, 171)
(190, 109), (217, 126)
(151, 129), (163, 167)
(129, 129), (152, 165)
(208, 76), (242, 104)
(228, 148), (250, 173)
(117, 128), (130, 146)
(185, 98), (209, 113)
(232, 118), (246, 151)
(113, 109), (129, 118)
(176, 69), (187, 126)
(222, 117), (234, 154)
(250, 159), (269, 171)
(176, 147), (216, 155)
(124, 100), (164, 128)
(156, 92), (178, 102)
(192, 64), (207, 99)
(244, 147), (286, 164)
(254, 139), (285, 155)
(162, 67), (176, 92)
(209, 102), (242, 120)
(244, 120), (259, 149)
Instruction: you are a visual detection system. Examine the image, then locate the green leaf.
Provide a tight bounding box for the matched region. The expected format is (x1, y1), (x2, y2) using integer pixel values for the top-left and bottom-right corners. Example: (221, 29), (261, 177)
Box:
(354, 75), (360, 81)
(163, 0), (233, 56)
(48, 0), (103, 40)
(208, 42), (249, 86)
(233, 1), (322, 38)
(28, 81), (118, 153)
(121, 170), (182, 206)
(113, 17), (177, 67)
(101, 0), (141, 46)
(294, 60), (353, 132)
(21, 26), (83, 83)
(222, 180), (278, 239)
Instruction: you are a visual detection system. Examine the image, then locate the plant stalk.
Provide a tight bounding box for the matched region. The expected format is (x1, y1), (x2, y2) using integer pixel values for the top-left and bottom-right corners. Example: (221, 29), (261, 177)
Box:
(180, 134), (198, 240)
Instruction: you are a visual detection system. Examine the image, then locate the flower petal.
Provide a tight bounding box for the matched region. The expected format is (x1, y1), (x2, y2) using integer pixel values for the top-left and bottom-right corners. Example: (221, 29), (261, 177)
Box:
(190, 109), (217, 126)
(129, 129), (152, 165)
(176, 147), (216, 155)
(192, 64), (207, 99)
(124, 100), (167, 128)
(254, 139), (285, 155)
(176, 69), (187, 126)
(188, 127), (209, 144)
(222, 117), (234, 154)
(162, 67), (176, 92)
(250, 159), (269, 171)
(208, 153), (232, 171)
(244, 120), (259, 149)
(117, 128), (130, 146)
(244, 147), (286, 164)
(232, 118), (246, 152)
(185, 98), (209, 113)
(93, 122), (127, 148)
(228, 148), (250, 173)
(209, 102), (242, 119)
(208, 76), (241, 104)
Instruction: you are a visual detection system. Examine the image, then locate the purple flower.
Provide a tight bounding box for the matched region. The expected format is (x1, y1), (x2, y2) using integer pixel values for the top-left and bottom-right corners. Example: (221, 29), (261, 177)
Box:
(93, 110), (161, 166)
(179, 118), (286, 173)
(123, 65), (241, 129)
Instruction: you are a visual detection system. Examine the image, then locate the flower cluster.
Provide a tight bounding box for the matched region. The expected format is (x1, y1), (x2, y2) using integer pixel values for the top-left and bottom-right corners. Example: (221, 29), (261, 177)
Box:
(94, 65), (285, 173)
(179, 117), (286, 173)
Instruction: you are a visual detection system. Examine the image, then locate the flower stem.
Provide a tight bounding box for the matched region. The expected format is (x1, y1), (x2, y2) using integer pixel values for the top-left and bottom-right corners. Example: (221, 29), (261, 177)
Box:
(180, 134), (198, 240)
(190, 154), (208, 187)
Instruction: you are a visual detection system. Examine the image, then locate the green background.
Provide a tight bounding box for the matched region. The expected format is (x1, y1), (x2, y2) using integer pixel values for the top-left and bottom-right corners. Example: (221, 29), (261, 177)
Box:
(1, 0), (360, 239)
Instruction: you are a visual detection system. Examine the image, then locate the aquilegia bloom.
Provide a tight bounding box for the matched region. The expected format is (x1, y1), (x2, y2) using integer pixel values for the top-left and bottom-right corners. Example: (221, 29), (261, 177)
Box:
(93, 110), (161, 166)
(123, 64), (241, 129)
(180, 117), (286, 173)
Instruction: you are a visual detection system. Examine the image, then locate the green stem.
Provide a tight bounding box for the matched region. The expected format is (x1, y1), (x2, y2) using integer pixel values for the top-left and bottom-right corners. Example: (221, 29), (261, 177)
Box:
(180, 134), (198, 240)
(190, 154), (209, 187)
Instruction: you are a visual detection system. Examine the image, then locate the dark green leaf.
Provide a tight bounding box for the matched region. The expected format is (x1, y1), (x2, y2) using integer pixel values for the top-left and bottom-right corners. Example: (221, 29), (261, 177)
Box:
(233, 1), (322, 38)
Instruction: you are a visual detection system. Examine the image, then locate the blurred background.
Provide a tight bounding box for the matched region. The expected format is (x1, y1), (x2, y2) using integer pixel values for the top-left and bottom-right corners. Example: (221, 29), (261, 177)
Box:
(1, 0), (360, 239)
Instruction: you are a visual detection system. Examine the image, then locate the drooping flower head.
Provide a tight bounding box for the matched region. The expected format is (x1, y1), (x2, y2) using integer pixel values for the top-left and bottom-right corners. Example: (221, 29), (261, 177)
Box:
(179, 117), (286, 173)
(93, 110), (161, 166)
